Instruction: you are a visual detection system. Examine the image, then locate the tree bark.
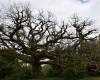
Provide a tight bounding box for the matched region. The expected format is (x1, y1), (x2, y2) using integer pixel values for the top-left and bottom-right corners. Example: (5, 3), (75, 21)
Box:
(51, 64), (63, 76)
(31, 56), (42, 77)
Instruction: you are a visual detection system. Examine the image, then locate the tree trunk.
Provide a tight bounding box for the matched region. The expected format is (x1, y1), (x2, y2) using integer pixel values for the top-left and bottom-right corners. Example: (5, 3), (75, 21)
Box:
(52, 64), (63, 76)
(31, 56), (42, 77)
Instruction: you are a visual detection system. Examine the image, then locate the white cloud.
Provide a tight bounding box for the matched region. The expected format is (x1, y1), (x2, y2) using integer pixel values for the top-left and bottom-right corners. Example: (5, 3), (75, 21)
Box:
(0, 0), (100, 31)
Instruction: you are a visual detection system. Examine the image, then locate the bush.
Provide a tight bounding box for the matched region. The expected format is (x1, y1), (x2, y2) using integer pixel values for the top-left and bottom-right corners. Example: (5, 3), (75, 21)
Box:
(63, 58), (87, 80)
(42, 64), (62, 77)
(42, 64), (52, 76)
(0, 56), (32, 80)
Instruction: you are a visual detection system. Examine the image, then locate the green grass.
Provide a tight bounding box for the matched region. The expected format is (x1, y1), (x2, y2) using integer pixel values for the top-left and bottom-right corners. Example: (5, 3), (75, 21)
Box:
(31, 76), (100, 80)
(31, 77), (64, 80)
(81, 77), (100, 80)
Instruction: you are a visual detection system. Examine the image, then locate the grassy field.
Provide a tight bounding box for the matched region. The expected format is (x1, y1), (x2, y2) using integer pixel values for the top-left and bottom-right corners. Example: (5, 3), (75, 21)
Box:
(81, 77), (100, 80)
(31, 77), (64, 80)
(31, 77), (100, 80)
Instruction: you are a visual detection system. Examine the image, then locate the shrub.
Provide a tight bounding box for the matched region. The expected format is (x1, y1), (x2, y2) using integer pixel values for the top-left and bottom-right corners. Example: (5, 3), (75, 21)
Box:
(0, 56), (32, 80)
(42, 64), (62, 77)
(62, 58), (87, 80)
(42, 64), (52, 76)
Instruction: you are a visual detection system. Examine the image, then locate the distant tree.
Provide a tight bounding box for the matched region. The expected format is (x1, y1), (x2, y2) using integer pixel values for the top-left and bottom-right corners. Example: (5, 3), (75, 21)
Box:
(0, 4), (96, 77)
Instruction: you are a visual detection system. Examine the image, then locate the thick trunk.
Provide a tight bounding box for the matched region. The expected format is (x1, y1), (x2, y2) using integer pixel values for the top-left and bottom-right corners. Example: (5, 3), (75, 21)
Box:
(52, 64), (63, 76)
(31, 56), (42, 77)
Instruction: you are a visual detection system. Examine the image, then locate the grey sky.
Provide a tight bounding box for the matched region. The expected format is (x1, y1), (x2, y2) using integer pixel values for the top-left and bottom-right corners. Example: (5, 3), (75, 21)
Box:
(0, 0), (100, 31)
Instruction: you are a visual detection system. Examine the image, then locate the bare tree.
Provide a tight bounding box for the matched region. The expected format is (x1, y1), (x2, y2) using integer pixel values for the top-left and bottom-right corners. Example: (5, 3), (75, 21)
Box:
(0, 5), (96, 77)
(68, 15), (96, 54)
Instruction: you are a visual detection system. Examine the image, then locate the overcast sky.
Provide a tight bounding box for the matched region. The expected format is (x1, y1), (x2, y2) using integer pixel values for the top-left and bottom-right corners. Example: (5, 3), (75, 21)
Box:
(0, 0), (100, 31)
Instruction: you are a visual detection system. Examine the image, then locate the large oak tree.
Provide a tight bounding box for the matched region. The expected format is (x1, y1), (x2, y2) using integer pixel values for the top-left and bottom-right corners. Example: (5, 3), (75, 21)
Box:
(0, 4), (96, 77)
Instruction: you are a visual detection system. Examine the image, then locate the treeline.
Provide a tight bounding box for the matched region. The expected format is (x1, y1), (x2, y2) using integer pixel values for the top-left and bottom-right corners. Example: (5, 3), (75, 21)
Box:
(0, 3), (100, 80)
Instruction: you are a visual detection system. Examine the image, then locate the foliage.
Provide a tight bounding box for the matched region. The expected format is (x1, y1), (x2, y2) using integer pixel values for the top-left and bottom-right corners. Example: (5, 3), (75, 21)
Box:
(0, 56), (31, 80)
(42, 64), (52, 76)
(62, 57), (87, 80)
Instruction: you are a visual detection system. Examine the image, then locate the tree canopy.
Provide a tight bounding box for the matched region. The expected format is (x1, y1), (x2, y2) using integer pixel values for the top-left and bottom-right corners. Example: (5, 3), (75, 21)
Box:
(0, 4), (96, 77)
